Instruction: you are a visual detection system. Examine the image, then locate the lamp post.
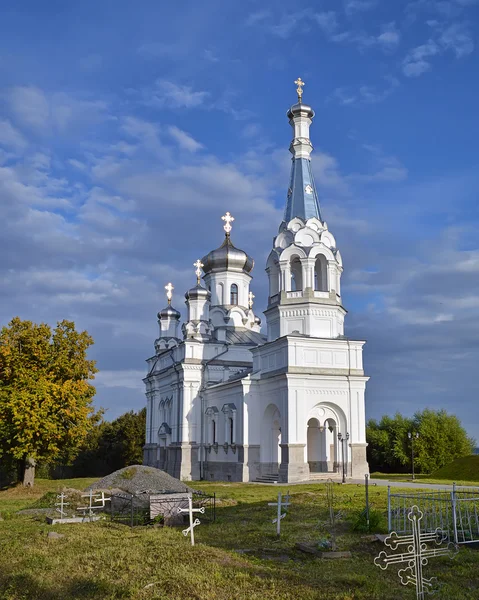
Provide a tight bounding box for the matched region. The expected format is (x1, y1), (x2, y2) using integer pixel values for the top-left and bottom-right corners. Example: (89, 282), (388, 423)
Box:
(408, 431), (419, 480)
(337, 432), (349, 484)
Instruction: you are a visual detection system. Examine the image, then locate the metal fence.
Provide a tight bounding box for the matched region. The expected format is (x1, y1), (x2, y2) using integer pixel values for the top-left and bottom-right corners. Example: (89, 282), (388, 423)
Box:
(388, 484), (479, 545)
(109, 490), (215, 527)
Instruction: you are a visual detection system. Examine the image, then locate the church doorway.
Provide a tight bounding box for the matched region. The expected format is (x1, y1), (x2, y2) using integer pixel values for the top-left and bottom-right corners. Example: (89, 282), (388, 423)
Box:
(307, 418), (337, 473)
(260, 404), (282, 474)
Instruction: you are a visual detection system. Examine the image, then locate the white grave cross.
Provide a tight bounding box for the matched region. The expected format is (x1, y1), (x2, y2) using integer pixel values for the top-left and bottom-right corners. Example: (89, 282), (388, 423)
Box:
(177, 495), (205, 546)
(55, 492), (70, 520)
(77, 490), (110, 519)
(375, 505), (458, 598)
(268, 491), (290, 537)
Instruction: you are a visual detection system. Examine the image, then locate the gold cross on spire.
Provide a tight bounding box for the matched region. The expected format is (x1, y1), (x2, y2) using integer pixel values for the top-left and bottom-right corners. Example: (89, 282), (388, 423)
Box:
(294, 77), (305, 102)
(193, 259), (204, 285)
(248, 291), (255, 309)
(165, 282), (174, 305)
(221, 212), (235, 236)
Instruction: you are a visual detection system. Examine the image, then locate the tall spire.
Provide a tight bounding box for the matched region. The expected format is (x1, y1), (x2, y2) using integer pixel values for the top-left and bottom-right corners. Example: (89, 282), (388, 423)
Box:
(283, 78), (322, 224)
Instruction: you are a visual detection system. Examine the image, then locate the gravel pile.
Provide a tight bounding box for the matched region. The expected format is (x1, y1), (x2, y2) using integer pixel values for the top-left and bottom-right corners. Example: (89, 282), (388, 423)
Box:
(86, 465), (192, 496)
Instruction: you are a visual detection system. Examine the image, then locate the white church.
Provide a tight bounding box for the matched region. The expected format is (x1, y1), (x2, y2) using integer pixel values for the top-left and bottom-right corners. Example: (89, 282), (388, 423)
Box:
(143, 80), (369, 483)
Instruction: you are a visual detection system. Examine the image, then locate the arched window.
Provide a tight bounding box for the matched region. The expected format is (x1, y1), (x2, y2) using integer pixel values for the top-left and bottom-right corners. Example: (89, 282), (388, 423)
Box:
(314, 255), (328, 292)
(230, 283), (238, 305)
(290, 257), (303, 291)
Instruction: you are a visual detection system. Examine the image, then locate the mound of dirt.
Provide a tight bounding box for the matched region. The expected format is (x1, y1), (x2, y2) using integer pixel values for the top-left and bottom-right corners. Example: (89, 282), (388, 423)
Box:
(86, 465), (192, 496)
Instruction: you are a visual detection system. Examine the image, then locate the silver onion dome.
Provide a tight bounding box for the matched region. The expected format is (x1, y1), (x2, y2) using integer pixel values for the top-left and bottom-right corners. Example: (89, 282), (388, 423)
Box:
(201, 235), (254, 275)
(185, 284), (211, 301)
(158, 305), (181, 320)
(287, 102), (315, 120)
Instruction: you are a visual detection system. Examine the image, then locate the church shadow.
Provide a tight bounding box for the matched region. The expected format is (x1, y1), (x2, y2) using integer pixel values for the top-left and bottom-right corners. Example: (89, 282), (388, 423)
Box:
(0, 572), (127, 600)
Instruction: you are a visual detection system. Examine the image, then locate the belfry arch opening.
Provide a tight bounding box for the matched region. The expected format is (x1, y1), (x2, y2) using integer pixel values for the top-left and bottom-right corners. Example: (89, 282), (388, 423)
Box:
(290, 256), (303, 291)
(269, 261), (280, 297)
(314, 254), (328, 292)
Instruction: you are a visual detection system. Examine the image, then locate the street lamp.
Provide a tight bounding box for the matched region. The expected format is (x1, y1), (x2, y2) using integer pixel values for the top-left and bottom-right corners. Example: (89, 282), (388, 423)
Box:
(337, 432), (350, 484)
(408, 431), (420, 480)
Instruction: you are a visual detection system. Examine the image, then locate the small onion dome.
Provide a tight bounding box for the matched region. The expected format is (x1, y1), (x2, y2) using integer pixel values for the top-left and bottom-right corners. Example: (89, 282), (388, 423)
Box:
(287, 102), (315, 120)
(158, 305), (181, 320)
(201, 235), (254, 275)
(185, 284), (211, 301)
(254, 316), (262, 326)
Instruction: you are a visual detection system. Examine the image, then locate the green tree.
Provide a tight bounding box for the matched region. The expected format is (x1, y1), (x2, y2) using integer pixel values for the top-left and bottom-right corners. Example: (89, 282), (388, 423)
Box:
(367, 409), (474, 474)
(413, 409), (474, 473)
(0, 317), (100, 486)
(367, 413), (413, 473)
(72, 408), (146, 476)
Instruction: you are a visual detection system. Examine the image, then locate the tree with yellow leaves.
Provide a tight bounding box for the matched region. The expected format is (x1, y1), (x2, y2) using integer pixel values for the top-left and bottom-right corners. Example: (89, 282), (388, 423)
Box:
(0, 317), (100, 486)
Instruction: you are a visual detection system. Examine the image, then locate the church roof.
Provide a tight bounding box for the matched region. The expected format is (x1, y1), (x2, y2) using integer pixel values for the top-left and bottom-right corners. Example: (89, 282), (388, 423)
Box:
(284, 157), (321, 223)
(282, 83), (322, 224)
(225, 328), (266, 346)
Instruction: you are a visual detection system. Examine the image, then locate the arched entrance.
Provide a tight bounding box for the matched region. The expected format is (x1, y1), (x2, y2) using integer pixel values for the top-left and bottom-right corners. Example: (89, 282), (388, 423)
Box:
(260, 404), (282, 474)
(307, 403), (343, 474)
(307, 418), (325, 473)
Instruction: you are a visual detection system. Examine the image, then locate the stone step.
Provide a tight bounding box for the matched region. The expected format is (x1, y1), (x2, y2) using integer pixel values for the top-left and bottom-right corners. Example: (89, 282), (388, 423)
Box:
(308, 473), (342, 481)
(254, 473), (279, 483)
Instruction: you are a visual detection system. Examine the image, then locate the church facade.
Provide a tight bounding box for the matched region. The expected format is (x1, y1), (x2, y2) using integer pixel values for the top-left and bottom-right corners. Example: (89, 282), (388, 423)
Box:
(143, 81), (369, 483)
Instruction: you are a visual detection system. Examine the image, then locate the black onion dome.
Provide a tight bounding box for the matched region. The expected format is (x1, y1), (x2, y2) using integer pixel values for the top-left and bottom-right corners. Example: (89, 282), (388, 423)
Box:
(185, 284), (211, 301)
(158, 305), (181, 320)
(201, 236), (254, 275)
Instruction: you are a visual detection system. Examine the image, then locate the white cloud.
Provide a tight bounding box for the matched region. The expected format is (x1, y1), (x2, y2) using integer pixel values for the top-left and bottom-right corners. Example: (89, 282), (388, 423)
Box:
(0, 119), (28, 150)
(345, 0), (378, 16)
(403, 39), (439, 76)
(167, 126), (203, 152)
(96, 370), (146, 389)
(315, 11), (339, 36)
(377, 22), (401, 49)
(331, 76), (399, 106)
(145, 80), (210, 109)
(245, 10), (271, 26)
(8, 86), (50, 130)
(440, 22), (474, 57)
(6, 86), (108, 133)
(121, 116), (159, 141)
(403, 23), (474, 77)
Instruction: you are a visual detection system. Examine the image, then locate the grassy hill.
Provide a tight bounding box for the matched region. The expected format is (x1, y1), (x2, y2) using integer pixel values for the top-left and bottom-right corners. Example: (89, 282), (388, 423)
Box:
(431, 455), (479, 481)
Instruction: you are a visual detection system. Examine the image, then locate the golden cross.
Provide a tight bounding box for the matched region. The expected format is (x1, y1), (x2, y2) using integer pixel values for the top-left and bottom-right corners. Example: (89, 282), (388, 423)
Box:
(294, 77), (305, 102)
(248, 291), (255, 309)
(221, 212), (235, 236)
(193, 259), (204, 285)
(165, 282), (174, 305)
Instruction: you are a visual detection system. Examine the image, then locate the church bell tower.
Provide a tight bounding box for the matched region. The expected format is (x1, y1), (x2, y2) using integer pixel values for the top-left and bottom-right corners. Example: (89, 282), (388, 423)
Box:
(265, 77), (345, 342)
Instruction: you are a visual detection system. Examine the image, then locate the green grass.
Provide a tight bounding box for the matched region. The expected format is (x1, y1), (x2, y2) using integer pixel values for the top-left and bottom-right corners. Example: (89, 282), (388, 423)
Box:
(431, 455), (479, 482)
(371, 464), (479, 487)
(0, 478), (478, 599)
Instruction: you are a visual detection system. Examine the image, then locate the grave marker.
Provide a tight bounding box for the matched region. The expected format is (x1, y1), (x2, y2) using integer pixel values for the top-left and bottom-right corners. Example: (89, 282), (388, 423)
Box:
(55, 492), (69, 521)
(177, 494), (205, 546)
(268, 491), (290, 537)
(375, 505), (458, 598)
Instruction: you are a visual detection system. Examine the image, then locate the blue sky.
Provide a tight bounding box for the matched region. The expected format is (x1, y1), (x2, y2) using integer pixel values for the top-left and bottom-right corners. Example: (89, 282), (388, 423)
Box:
(1, 0), (479, 441)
